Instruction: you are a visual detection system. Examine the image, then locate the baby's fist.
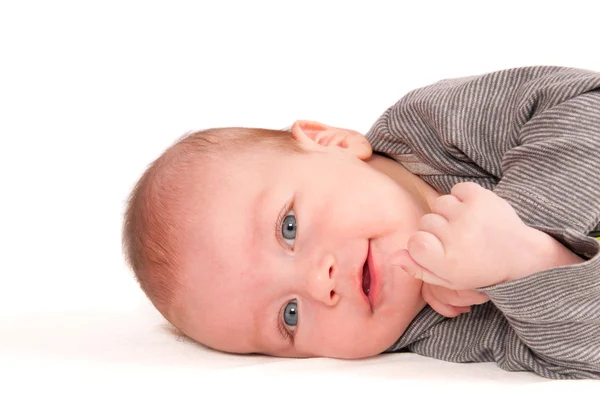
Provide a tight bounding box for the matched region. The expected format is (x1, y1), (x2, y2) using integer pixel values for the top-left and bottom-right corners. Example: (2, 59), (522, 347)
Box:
(390, 182), (538, 290)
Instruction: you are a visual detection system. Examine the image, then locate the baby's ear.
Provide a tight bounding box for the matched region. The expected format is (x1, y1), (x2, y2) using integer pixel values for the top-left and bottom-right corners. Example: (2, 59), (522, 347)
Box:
(291, 120), (372, 160)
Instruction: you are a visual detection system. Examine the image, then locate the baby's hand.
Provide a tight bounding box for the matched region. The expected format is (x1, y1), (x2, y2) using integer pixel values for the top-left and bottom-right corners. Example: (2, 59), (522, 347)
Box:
(388, 182), (541, 291)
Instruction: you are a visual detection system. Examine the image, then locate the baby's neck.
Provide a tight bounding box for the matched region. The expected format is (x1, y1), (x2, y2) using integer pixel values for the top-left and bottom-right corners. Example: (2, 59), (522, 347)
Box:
(365, 153), (440, 214)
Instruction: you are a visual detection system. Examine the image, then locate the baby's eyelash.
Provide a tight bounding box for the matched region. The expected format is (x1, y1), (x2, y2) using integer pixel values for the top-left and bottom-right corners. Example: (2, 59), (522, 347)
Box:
(274, 201), (295, 249)
(276, 304), (294, 342)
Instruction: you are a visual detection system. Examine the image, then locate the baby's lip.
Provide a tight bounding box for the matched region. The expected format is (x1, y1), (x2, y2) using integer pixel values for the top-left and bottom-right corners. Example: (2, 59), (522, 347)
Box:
(358, 240), (376, 312)
(361, 257), (371, 297)
(367, 245), (382, 310)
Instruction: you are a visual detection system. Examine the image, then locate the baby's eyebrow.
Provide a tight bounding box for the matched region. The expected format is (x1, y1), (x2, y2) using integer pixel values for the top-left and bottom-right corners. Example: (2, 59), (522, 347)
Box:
(250, 186), (269, 246)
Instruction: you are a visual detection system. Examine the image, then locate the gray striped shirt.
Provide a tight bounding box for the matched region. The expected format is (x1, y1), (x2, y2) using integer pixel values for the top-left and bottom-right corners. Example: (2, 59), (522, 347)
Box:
(365, 66), (600, 379)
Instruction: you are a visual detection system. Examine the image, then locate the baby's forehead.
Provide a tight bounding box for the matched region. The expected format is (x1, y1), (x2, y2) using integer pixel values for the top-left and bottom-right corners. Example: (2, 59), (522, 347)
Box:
(188, 154), (287, 208)
(177, 144), (296, 262)
(180, 166), (259, 255)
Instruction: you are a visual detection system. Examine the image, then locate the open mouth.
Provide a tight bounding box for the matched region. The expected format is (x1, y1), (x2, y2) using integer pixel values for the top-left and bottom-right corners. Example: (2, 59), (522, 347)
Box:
(361, 259), (371, 297)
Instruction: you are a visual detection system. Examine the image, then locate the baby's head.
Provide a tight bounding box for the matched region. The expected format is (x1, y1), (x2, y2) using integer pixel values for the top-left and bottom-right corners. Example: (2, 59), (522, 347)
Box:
(123, 121), (429, 359)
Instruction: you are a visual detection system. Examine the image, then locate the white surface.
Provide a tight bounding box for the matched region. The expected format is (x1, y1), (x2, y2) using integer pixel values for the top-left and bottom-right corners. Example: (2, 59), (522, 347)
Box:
(2, 305), (599, 397)
(1, 0), (600, 396)
(0, 306), (600, 397)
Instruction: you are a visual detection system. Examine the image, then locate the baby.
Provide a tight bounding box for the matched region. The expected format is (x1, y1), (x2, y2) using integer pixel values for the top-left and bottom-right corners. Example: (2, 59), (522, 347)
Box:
(122, 66), (600, 379)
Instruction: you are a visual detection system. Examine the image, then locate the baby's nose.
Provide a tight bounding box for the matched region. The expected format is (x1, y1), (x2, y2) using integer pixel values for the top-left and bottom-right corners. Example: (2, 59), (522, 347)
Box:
(306, 254), (339, 306)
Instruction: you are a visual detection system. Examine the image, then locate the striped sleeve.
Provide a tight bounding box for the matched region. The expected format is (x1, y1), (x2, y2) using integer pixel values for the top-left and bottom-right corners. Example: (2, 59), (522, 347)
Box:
(384, 237), (600, 379)
(493, 90), (600, 246)
(477, 229), (600, 379)
(366, 66), (600, 379)
(477, 86), (600, 378)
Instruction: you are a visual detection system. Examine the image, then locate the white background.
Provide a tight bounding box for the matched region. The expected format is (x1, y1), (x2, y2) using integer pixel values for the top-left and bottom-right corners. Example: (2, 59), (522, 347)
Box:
(1, 0), (600, 395)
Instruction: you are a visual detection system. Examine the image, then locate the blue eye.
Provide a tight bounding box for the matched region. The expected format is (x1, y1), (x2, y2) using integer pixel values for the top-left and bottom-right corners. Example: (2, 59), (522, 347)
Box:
(283, 300), (298, 330)
(281, 211), (296, 246)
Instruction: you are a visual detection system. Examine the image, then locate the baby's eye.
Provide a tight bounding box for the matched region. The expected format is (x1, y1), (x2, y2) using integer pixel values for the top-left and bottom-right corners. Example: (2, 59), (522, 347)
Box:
(281, 210), (296, 248)
(283, 300), (298, 332)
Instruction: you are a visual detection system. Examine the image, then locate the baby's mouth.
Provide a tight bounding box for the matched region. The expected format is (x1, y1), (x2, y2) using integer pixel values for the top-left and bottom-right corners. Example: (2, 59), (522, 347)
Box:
(361, 259), (371, 296)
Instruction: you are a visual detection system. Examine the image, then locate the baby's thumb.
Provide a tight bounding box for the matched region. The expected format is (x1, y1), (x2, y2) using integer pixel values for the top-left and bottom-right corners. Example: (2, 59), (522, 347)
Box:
(387, 249), (451, 287)
(386, 249), (423, 279)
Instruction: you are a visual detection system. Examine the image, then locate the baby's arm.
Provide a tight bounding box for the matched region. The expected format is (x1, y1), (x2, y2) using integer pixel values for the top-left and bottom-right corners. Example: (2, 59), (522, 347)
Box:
(374, 66), (600, 378)
(388, 183), (600, 378)
(477, 82), (600, 378)
(516, 226), (586, 278)
(476, 237), (600, 379)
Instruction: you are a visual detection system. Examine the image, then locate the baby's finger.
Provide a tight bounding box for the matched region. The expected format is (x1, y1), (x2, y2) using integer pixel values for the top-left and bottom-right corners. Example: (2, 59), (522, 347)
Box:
(418, 213), (450, 242)
(422, 283), (471, 318)
(406, 231), (452, 283)
(387, 248), (452, 288)
(431, 194), (463, 221)
(450, 181), (487, 202)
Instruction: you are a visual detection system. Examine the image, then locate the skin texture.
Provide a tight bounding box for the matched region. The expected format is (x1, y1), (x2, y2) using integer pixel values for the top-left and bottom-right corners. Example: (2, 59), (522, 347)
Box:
(173, 121), (443, 359)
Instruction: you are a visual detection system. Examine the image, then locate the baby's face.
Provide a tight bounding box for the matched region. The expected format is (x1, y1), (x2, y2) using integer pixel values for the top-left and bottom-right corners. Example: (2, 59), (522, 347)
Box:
(177, 142), (430, 359)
